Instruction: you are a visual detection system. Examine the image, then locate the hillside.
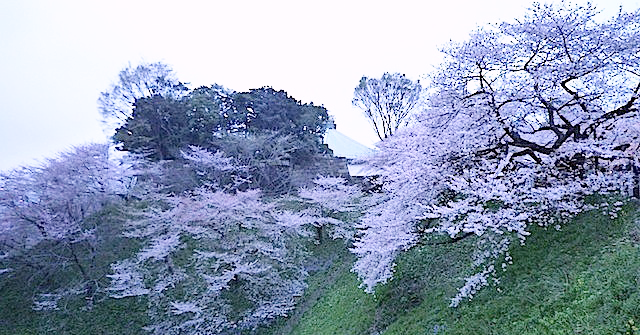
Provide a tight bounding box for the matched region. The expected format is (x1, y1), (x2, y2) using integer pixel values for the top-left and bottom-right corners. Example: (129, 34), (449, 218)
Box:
(1, 197), (639, 334)
(3, 3), (640, 333)
(273, 201), (640, 335)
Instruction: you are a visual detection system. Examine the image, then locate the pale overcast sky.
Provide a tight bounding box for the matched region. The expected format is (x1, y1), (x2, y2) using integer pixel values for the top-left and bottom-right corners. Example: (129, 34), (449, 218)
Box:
(1, 0), (639, 171)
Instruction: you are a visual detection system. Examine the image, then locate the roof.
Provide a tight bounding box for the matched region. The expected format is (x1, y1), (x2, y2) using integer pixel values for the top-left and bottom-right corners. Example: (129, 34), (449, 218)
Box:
(323, 129), (383, 177)
(347, 163), (382, 177)
(323, 129), (374, 160)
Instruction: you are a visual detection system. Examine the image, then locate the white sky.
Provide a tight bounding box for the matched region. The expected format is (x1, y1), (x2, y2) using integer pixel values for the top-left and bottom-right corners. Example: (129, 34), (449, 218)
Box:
(1, 0), (639, 171)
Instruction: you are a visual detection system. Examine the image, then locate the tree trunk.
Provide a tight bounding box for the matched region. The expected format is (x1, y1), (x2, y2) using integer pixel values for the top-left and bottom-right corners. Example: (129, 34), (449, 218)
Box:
(315, 225), (323, 244)
(633, 164), (639, 199)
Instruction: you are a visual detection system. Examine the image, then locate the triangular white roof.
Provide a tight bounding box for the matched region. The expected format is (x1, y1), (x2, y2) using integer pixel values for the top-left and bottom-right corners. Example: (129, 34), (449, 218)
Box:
(323, 129), (382, 176)
(347, 163), (382, 177)
(323, 129), (374, 160)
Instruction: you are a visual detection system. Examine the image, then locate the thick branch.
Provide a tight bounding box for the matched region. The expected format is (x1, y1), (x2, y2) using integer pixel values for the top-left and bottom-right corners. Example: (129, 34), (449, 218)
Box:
(584, 81), (640, 137)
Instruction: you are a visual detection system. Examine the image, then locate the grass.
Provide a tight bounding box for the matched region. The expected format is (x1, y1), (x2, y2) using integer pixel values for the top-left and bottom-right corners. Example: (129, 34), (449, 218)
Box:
(426, 202), (640, 335)
(2, 200), (640, 335)
(260, 238), (375, 335)
(289, 262), (377, 335)
(0, 205), (149, 335)
(284, 201), (640, 335)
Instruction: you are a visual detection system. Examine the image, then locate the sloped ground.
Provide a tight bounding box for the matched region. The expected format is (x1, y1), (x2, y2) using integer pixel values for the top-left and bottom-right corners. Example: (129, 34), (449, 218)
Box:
(0, 205), (148, 335)
(2, 202), (639, 334)
(286, 201), (640, 335)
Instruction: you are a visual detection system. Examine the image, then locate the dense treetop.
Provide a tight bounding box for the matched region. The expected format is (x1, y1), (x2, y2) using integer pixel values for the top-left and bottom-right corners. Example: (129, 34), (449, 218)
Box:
(112, 82), (332, 168)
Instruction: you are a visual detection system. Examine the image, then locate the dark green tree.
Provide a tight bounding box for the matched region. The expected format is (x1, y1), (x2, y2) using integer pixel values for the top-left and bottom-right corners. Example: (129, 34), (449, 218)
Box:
(186, 85), (240, 135)
(98, 62), (188, 132)
(113, 95), (194, 160)
(232, 87), (332, 164)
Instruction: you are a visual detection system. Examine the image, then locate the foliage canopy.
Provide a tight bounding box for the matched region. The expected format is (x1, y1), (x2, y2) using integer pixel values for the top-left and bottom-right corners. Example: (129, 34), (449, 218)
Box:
(352, 2), (640, 305)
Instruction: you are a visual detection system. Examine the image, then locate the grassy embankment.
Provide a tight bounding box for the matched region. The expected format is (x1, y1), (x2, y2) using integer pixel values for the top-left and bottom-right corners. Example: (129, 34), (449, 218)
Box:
(285, 201), (640, 335)
(0, 205), (148, 335)
(2, 201), (639, 334)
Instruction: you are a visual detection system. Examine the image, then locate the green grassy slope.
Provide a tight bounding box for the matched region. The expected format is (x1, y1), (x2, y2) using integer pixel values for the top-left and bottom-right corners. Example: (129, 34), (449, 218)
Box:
(0, 205), (148, 335)
(2, 202), (639, 335)
(287, 202), (640, 335)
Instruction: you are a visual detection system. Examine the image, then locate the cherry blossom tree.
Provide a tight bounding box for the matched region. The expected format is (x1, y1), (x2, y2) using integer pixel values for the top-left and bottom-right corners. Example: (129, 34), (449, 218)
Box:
(107, 149), (311, 334)
(297, 176), (362, 243)
(0, 143), (124, 307)
(352, 2), (640, 306)
(0, 143), (121, 243)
